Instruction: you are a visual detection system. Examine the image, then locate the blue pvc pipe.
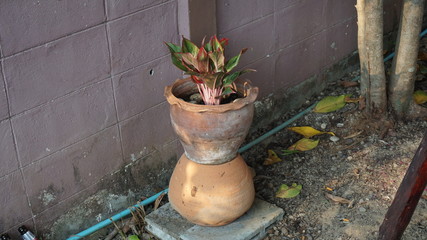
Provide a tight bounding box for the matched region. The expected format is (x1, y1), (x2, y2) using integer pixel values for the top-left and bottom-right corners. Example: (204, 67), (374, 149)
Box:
(383, 28), (427, 62)
(386, 28), (427, 62)
(238, 103), (316, 153)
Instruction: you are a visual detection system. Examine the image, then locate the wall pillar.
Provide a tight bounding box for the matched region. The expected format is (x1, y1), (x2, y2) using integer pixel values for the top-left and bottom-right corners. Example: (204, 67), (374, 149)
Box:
(178, 0), (217, 44)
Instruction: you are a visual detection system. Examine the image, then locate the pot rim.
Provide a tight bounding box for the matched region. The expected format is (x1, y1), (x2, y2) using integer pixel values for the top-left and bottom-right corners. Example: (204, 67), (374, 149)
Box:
(164, 77), (259, 113)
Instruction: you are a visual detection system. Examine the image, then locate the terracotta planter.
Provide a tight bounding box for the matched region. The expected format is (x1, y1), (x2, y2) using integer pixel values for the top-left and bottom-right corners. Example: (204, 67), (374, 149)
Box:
(164, 78), (259, 164)
(168, 154), (255, 226)
(165, 77), (258, 226)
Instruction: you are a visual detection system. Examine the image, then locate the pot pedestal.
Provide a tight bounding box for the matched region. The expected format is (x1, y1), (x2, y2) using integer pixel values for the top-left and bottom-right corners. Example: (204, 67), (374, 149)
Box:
(165, 78), (258, 226)
(168, 153), (255, 226)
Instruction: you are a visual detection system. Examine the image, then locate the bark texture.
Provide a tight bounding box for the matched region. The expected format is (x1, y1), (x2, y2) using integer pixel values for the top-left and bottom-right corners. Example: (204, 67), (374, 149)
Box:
(356, 0), (387, 117)
(389, 0), (427, 119)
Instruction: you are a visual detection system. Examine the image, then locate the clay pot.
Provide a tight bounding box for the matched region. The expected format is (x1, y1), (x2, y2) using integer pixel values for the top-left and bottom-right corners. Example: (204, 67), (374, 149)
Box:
(164, 78), (259, 164)
(168, 153), (255, 226)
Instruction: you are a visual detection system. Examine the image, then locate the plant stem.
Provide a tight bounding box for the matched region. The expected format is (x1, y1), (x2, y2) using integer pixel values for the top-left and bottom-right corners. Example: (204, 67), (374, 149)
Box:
(197, 83), (223, 105)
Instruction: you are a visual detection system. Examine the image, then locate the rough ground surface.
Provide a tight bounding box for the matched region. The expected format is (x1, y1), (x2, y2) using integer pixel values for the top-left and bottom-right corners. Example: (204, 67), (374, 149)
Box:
(104, 73), (427, 240)
(242, 71), (427, 240)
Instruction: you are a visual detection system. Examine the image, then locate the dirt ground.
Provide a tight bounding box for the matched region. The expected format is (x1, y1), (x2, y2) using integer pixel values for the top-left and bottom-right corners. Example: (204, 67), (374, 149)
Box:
(242, 72), (427, 240)
(105, 71), (427, 240)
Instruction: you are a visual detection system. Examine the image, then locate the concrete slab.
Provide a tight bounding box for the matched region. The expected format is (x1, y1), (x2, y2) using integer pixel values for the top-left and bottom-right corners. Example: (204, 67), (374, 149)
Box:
(145, 199), (284, 240)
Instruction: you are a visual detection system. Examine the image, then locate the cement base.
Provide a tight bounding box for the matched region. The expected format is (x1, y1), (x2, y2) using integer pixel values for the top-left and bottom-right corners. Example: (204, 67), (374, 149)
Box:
(145, 199), (284, 240)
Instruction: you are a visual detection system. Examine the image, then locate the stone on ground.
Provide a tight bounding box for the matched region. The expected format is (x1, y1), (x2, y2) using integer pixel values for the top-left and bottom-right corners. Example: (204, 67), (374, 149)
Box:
(145, 199), (284, 240)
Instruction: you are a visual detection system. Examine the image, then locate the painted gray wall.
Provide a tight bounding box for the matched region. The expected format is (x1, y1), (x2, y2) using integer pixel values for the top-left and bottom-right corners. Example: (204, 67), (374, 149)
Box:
(0, 0), (401, 238)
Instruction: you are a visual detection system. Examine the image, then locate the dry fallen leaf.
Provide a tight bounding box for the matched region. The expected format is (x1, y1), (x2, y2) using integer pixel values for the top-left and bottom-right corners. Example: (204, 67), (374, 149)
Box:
(339, 80), (359, 88)
(341, 218), (350, 223)
(344, 96), (363, 103)
(422, 195), (427, 200)
(325, 193), (351, 205)
(288, 138), (319, 151)
(344, 131), (363, 139)
(263, 149), (283, 165)
(288, 126), (335, 138)
(413, 90), (427, 104)
(154, 193), (165, 211)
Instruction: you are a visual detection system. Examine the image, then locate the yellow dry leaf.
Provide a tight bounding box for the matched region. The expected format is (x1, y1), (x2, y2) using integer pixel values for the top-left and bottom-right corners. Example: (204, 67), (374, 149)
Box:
(413, 90), (427, 104)
(314, 95), (349, 113)
(288, 126), (335, 138)
(288, 138), (319, 151)
(263, 149), (282, 165)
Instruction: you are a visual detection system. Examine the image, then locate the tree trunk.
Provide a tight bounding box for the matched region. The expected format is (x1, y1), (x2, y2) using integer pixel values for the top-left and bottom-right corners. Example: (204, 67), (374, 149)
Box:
(389, 0), (427, 120)
(356, 0), (387, 117)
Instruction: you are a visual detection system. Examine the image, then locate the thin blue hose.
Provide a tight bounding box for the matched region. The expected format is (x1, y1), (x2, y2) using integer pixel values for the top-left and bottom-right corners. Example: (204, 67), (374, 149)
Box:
(68, 28), (427, 240)
(66, 189), (168, 240)
(238, 103), (316, 153)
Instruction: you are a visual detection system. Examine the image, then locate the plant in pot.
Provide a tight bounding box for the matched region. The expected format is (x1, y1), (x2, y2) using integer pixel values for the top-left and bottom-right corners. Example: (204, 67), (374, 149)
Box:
(164, 36), (259, 226)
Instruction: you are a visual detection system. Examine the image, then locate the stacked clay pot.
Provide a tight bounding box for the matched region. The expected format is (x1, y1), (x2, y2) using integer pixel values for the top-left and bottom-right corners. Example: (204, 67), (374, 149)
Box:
(165, 78), (258, 226)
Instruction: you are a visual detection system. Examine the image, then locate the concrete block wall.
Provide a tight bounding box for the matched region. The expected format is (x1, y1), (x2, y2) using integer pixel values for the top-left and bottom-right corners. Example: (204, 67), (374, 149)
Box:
(217, 0), (401, 99)
(0, 0), (181, 238)
(0, 0), (402, 239)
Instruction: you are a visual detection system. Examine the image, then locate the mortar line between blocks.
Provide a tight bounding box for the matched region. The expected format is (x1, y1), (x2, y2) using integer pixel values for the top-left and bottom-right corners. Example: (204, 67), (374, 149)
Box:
(17, 123), (118, 170)
(0, 59), (33, 219)
(9, 51), (169, 119)
(106, 1), (173, 24)
(277, 17), (357, 52)
(219, 13), (274, 36)
(8, 118), (37, 225)
(103, 2), (126, 165)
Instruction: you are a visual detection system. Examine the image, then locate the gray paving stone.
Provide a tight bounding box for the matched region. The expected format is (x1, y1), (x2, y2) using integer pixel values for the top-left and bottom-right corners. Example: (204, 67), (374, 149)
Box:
(146, 199), (284, 240)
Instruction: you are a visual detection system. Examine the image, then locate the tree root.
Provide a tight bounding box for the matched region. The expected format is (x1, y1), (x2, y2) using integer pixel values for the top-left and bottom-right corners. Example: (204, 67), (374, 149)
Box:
(407, 102), (427, 120)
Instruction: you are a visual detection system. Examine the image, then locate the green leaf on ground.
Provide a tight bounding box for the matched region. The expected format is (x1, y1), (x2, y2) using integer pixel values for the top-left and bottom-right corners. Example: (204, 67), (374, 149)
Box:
(276, 183), (302, 198)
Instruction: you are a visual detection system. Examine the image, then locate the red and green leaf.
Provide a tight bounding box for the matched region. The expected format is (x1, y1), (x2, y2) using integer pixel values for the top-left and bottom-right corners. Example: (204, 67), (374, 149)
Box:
(208, 51), (225, 72)
(181, 53), (199, 71)
(210, 36), (224, 52)
(197, 47), (209, 73)
(225, 48), (248, 72)
(191, 75), (203, 84)
(170, 53), (187, 71)
(165, 42), (181, 53)
(219, 38), (229, 47)
(182, 37), (198, 56)
(222, 69), (255, 86)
